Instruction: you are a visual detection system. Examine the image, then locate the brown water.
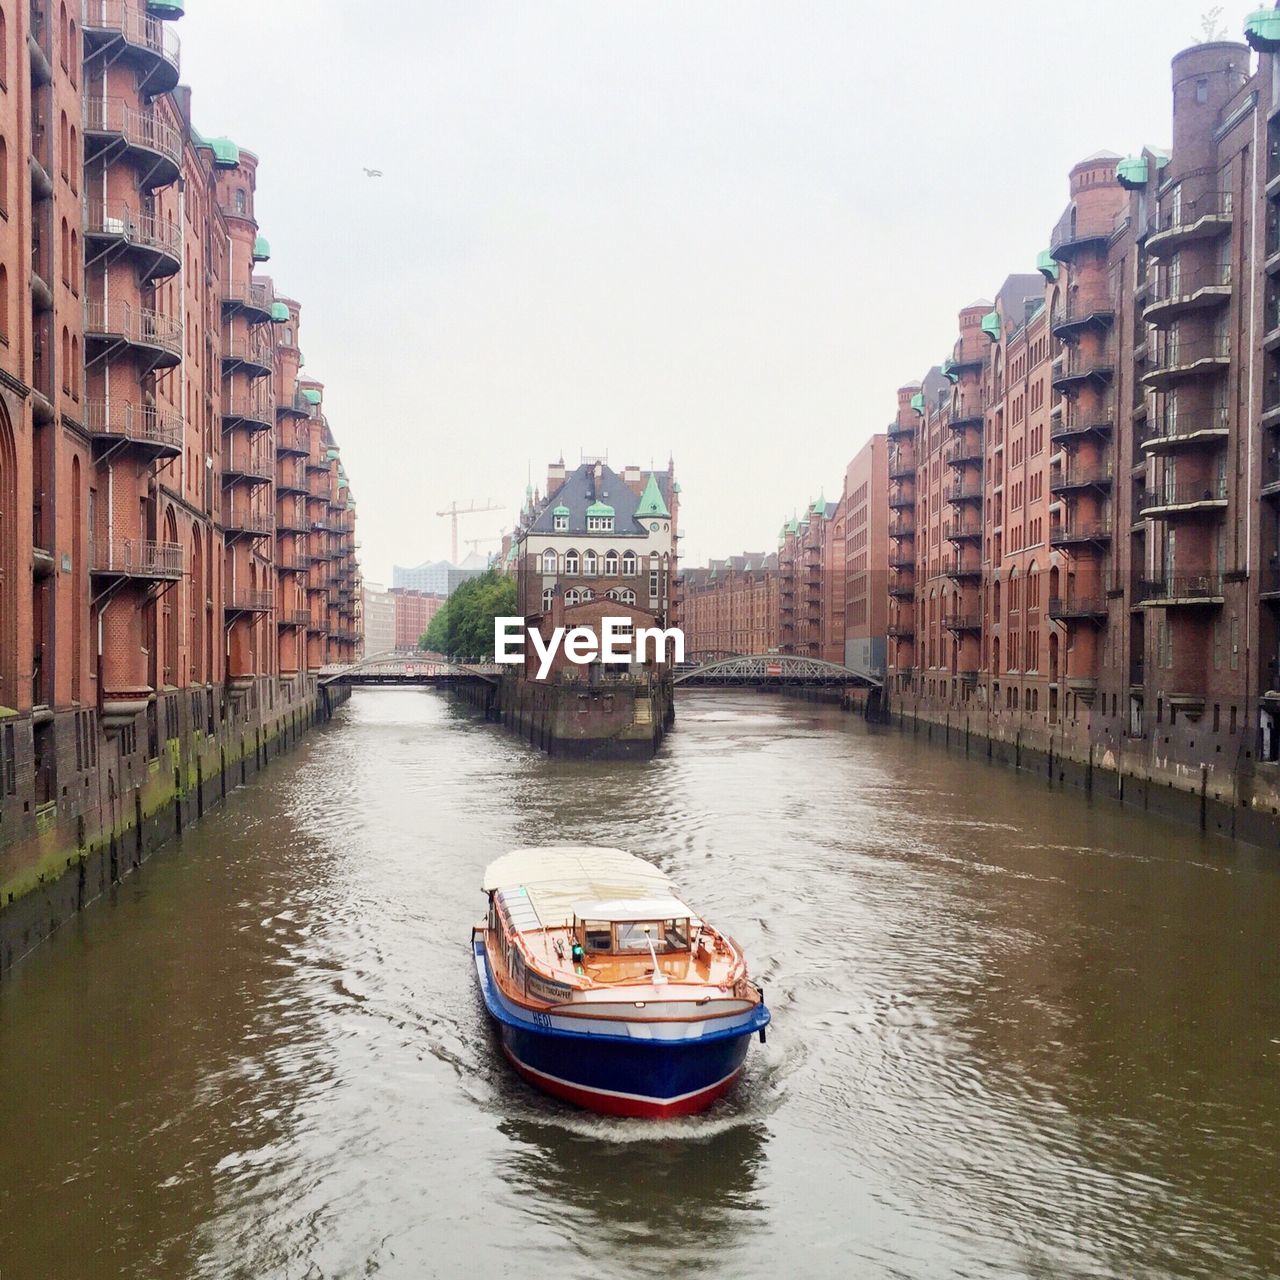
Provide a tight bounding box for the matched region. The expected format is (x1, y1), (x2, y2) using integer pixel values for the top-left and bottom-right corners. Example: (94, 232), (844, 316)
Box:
(1, 689), (1278, 1280)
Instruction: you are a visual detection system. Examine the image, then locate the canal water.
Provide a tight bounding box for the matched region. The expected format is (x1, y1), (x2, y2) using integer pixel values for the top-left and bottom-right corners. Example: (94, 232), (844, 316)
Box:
(1, 690), (1278, 1280)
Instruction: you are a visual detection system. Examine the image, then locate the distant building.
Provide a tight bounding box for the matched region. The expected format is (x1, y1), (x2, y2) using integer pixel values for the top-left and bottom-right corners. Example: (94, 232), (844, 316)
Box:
(362, 583), (397, 657)
(844, 435), (889, 675)
(391, 589), (446, 651)
(682, 555), (779, 659)
(393, 555), (488, 596)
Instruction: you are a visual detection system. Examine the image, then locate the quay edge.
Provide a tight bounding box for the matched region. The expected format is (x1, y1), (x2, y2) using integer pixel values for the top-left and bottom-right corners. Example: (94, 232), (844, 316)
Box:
(0, 678), (350, 980)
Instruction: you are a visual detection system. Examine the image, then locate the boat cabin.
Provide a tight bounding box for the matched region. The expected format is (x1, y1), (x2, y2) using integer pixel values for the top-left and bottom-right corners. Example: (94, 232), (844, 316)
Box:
(572, 897), (693, 955)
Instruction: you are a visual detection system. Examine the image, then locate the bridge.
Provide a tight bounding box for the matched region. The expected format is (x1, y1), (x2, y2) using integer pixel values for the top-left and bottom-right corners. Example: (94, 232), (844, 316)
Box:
(674, 654), (883, 688)
(319, 653), (500, 686)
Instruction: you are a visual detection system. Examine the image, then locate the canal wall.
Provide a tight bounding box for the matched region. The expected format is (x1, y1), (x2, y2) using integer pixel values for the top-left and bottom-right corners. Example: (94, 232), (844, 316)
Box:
(882, 695), (1280, 849)
(0, 676), (350, 978)
(469, 674), (674, 759)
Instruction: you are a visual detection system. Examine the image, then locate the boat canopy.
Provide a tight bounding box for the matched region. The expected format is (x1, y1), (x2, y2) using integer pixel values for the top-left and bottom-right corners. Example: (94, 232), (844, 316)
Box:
(483, 847), (690, 930)
(571, 897), (692, 923)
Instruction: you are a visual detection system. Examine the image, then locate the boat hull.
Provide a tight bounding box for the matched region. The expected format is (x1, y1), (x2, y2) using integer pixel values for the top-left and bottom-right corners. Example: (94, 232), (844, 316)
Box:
(474, 939), (768, 1118)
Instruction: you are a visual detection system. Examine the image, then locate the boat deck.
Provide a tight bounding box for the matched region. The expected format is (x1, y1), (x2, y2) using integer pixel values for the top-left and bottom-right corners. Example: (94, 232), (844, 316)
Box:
(520, 924), (739, 989)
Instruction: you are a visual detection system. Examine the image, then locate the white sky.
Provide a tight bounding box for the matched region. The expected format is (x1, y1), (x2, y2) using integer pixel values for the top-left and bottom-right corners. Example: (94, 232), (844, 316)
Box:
(182, 0), (1243, 578)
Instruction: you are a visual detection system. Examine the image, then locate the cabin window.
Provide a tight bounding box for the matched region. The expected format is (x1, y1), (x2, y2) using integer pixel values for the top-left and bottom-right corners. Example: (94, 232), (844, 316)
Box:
(663, 919), (689, 950)
(582, 921), (612, 952)
(614, 921), (660, 953)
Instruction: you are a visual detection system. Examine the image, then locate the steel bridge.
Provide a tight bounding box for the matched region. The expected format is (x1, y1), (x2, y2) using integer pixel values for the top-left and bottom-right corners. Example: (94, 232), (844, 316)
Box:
(674, 654), (883, 688)
(319, 653), (500, 686)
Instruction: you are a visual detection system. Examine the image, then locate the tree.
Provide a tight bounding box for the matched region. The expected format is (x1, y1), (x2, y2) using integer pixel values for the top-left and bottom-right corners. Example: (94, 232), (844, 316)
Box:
(419, 570), (517, 661)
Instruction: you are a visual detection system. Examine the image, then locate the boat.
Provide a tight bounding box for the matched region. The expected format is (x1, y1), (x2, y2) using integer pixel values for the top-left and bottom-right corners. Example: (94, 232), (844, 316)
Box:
(472, 846), (770, 1118)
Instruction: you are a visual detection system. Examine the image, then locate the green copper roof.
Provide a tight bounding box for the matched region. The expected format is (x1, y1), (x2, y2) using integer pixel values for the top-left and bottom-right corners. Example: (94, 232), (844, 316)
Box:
(325, 448), (340, 460)
(1036, 249), (1059, 281)
(553, 503), (570, 516)
(270, 301), (290, 323)
(1115, 156), (1148, 190)
(1246, 8), (1280, 52)
(672, 481), (681, 494)
(812, 494), (826, 516)
(586, 500), (614, 517)
(980, 310), (1001, 342)
(206, 136), (240, 169)
(910, 392), (925, 415)
(635, 472), (670, 518)
(338, 477), (348, 490)
(785, 516), (800, 534)
(148, 0), (184, 17)
(300, 388), (322, 406)
(252, 234), (271, 262)
(941, 358), (959, 383)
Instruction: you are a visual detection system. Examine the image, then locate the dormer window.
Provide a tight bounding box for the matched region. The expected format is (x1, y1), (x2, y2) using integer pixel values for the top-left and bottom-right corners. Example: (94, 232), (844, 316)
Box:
(585, 501), (614, 532)
(552, 503), (570, 532)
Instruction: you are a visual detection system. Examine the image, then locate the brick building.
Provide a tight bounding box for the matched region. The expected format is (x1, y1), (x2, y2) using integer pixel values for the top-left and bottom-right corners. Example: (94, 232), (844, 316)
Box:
(0, 1), (362, 944)
(362, 582), (396, 657)
(843, 434), (889, 674)
(390, 588), (445, 651)
(681, 553), (780, 660)
(871, 16), (1280, 834)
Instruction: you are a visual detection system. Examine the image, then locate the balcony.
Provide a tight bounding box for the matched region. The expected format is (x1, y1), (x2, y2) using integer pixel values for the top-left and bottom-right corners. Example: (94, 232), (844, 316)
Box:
(277, 552), (313, 574)
(888, 457), (914, 481)
(1146, 191), (1233, 257)
(223, 280), (275, 325)
(222, 449), (273, 487)
(1142, 335), (1230, 390)
(888, 580), (915, 599)
(82, 2), (181, 92)
(888, 554), (915, 570)
(1048, 595), (1107, 621)
(946, 525), (982, 544)
(222, 337), (274, 379)
(888, 491), (914, 511)
(886, 621), (915, 639)
(84, 299), (182, 368)
(91, 538), (182, 581)
(948, 410), (983, 432)
(1142, 264), (1232, 326)
(1137, 574), (1225, 607)
(1050, 398), (1114, 443)
(225, 591), (274, 617)
(944, 560), (982, 583)
(82, 97), (182, 187)
(1051, 343), (1115, 393)
(82, 201), (182, 280)
(887, 419), (913, 440)
(277, 509), (311, 535)
(278, 609), (311, 627)
(1141, 405), (1229, 453)
(1050, 518), (1112, 548)
(945, 480), (983, 504)
(223, 508), (273, 540)
(1137, 477), (1228, 518)
(276, 429), (310, 457)
(1049, 462), (1113, 494)
(276, 467), (309, 495)
(948, 443), (983, 467)
(278, 390), (314, 420)
(1049, 207), (1115, 263)
(943, 612), (981, 632)
(222, 393), (275, 433)
(1050, 300), (1115, 341)
(83, 398), (182, 459)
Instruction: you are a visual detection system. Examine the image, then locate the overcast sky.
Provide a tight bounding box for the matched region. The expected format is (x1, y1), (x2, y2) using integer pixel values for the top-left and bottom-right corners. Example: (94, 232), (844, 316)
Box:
(183, 0), (1243, 579)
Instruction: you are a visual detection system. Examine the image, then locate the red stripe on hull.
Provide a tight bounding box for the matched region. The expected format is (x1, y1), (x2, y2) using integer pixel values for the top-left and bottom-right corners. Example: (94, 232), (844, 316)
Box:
(500, 1044), (742, 1118)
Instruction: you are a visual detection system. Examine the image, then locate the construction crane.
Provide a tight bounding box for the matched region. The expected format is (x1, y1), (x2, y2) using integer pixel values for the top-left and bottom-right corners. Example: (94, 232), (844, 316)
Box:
(437, 499), (503, 564)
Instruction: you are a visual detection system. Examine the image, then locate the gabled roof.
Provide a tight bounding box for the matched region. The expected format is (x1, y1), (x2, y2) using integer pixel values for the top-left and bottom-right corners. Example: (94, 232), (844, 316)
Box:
(526, 463), (674, 537)
(635, 472), (670, 518)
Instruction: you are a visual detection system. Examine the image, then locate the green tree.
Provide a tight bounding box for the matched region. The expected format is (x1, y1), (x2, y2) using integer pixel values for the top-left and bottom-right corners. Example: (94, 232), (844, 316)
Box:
(419, 571), (517, 661)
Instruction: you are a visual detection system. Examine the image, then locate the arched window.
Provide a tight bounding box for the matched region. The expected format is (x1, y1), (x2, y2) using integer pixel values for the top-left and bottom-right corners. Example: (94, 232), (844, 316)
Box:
(70, 229), (78, 291)
(565, 588), (580, 606)
(0, 8), (8, 93)
(59, 217), (69, 284)
(68, 126), (77, 190)
(67, 17), (76, 84)
(234, 188), (246, 215)
(604, 550), (618, 575)
(583, 549), (598, 576)
(540, 548), (557, 574)
(541, 587), (554, 612)
(580, 588), (593, 601)
(622, 550), (637, 576)
(0, 137), (8, 215)
(563, 549), (579, 575)
(59, 111), (68, 179)
(61, 326), (70, 392)
(609, 587), (635, 605)
(58, 2), (67, 69)
(70, 335), (79, 397)
(284, 327), (293, 346)
(0, 264), (8, 340)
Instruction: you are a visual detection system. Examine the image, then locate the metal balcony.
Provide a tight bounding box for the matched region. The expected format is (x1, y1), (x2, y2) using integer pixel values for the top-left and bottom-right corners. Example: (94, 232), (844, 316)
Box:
(1050, 399), (1114, 442)
(946, 526), (982, 544)
(223, 280), (275, 325)
(1137, 574), (1225, 607)
(944, 560), (982, 583)
(1137, 478), (1228, 518)
(886, 621), (915, 639)
(276, 429), (310, 457)
(82, 200), (182, 280)
(91, 538), (182, 580)
(1142, 264), (1232, 326)
(1051, 343), (1115, 393)
(1050, 519), (1112, 547)
(1049, 207), (1115, 262)
(888, 580), (915, 599)
(1049, 462), (1113, 495)
(223, 508), (273, 541)
(1140, 405), (1229, 453)
(945, 481), (983, 504)
(84, 299), (182, 368)
(222, 393), (275, 433)
(82, 97), (182, 187)
(276, 468), (309, 496)
(277, 509), (311, 535)
(225, 591), (274, 616)
(278, 609), (311, 627)
(222, 337), (274, 379)
(888, 554), (915, 571)
(82, 398), (182, 459)
(943, 612), (981, 632)
(1142, 336), (1230, 390)
(1146, 191), (1233, 257)
(222, 451), (273, 487)
(1050, 301), (1115, 341)
(888, 491), (914, 511)
(1048, 595), (1107, 621)
(82, 2), (181, 93)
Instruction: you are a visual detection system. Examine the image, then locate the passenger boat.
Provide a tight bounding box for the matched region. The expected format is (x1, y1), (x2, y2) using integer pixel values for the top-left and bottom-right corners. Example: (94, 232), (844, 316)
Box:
(473, 846), (770, 1118)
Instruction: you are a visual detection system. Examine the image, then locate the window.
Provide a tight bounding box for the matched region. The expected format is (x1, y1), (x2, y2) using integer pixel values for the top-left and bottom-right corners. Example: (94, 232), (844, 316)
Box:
(234, 188), (247, 215)
(540, 548), (557, 574)
(541, 587), (554, 611)
(587, 515), (613, 532)
(0, 136), (7, 213)
(0, 5), (7, 92)
(0, 264), (7, 340)
(563, 549), (579, 575)
(284, 326), (293, 346)
(604, 550), (618, 575)
(581, 921), (612, 953)
(622, 550), (637, 576)
(565, 588), (580, 606)
(583, 549), (598, 576)
(553, 512), (568, 531)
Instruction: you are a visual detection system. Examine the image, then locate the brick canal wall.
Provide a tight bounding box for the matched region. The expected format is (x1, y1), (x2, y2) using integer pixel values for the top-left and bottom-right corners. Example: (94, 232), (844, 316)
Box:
(879, 691), (1280, 850)
(0, 677), (350, 978)
(454, 674), (675, 759)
